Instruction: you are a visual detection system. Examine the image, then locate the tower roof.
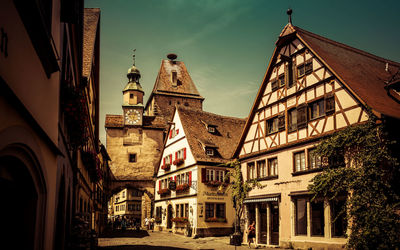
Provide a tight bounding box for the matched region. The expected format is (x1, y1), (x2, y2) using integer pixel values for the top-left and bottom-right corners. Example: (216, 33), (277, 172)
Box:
(149, 59), (204, 100)
(123, 81), (143, 93)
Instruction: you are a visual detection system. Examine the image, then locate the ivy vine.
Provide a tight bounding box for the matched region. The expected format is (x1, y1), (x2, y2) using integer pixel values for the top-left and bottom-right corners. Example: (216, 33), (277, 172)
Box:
(308, 111), (400, 249)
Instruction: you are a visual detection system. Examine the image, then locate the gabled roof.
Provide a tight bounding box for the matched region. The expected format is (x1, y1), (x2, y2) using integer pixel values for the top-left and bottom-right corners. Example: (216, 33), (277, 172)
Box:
(177, 107), (245, 164)
(234, 23), (400, 157)
(82, 8), (100, 78)
(146, 60), (204, 103)
(293, 25), (400, 119)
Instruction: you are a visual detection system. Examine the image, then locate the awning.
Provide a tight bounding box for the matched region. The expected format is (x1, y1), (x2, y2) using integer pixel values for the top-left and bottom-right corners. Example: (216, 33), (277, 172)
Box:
(243, 196), (279, 203)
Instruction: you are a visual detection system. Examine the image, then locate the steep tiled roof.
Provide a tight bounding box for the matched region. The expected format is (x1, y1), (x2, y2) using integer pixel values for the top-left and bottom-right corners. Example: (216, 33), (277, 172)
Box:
(293, 25), (400, 119)
(178, 107), (245, 164)
(83, 8), (100, 78)
(150, 60), (204, 99)
(105, 115), (123, 128)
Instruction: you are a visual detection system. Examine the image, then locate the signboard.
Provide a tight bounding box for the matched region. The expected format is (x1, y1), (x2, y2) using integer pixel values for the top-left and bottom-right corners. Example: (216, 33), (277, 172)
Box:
(169, 181), (176, 191)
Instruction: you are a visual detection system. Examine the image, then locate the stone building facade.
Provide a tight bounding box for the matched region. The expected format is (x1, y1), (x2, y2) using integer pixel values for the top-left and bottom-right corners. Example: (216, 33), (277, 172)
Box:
(105, 54), (204, 226)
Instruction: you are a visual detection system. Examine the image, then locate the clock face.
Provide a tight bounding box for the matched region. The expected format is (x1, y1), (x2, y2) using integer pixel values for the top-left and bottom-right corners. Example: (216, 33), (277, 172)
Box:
(125, 109), (141, 125)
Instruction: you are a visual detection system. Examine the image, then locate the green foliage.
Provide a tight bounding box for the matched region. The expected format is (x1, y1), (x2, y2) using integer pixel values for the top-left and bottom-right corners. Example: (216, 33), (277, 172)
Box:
(308, 113), (400, 249)
(223, 159), (260, 219)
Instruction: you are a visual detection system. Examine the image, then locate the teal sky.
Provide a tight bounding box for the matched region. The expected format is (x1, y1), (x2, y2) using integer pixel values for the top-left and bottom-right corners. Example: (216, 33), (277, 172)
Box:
(84, 0), (400, 144)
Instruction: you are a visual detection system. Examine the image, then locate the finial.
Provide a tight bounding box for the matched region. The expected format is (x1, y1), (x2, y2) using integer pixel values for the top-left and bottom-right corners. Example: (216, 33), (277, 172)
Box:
(287, 8), (293, 24)
(167, 53), (178, 61)
(132, 49), (136, 66)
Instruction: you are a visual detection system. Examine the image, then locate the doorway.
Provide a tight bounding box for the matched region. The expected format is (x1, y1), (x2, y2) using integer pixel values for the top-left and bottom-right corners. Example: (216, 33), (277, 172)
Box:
(259, 203), (268, 244)
(270, 201), (279, 245)
(167, 204), (173, 229)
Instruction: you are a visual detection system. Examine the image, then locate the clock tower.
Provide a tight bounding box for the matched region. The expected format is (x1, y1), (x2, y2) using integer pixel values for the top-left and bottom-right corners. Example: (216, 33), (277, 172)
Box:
(122, 61), (144, 126)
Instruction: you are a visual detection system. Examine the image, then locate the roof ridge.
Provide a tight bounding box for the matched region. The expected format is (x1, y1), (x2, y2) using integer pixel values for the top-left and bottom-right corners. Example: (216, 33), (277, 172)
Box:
(177, 106), (246, 122)
(294, 26), (400, 66)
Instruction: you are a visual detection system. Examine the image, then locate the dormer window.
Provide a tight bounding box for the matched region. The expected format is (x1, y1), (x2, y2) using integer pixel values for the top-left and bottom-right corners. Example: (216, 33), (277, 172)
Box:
(208, 126), (215, 133)
(171, 71), (177, 86)
(206, 148), (214, 156)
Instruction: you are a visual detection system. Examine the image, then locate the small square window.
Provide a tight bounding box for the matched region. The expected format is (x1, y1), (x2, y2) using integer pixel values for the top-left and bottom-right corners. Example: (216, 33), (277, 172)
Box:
(206, 148), (214, 156)
(129, 153), (137, 163)
(130, 93), (133, 99)
(278, 74), (285, 87)
(208, 126), (215, 133)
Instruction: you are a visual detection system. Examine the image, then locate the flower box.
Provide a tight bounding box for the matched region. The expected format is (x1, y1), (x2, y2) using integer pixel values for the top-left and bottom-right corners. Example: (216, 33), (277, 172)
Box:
(161, 163), (171, 170)
(173, 158), (185, 166)
(205, 217), (227, 223)
(205, 180), (228, 187)
(171, 217), (188, 223)
(157, 188), (171, 195)
(176, 183), (190, 192)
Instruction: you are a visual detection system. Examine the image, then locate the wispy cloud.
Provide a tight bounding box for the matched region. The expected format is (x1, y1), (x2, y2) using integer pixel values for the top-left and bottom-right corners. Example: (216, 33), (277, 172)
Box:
(176, 3), (251, 47)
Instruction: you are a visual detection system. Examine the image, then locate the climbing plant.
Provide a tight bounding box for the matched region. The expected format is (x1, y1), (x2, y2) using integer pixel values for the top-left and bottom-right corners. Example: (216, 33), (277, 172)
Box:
(308, 112), (400, 249)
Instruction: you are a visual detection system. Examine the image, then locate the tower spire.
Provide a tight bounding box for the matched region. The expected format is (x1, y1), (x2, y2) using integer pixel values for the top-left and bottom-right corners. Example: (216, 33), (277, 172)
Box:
(287, 8), (293, 24)
(132, 49), (136, 66)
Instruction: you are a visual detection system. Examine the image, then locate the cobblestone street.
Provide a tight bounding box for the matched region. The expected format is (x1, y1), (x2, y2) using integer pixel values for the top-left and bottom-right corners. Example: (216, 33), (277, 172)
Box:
(98, 230), (282, 250)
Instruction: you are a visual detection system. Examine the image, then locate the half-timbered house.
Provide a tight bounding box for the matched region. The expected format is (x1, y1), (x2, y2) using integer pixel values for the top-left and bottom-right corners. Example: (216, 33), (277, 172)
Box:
(154, 106), (245, 237)
(234, 17), (400, 249)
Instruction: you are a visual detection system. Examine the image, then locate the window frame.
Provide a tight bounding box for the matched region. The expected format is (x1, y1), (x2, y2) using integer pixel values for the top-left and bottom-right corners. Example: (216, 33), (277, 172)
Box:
(205, 202), (226, 219)
(266, 116), (279, 135)
(309, 98), (325, 120)
(267, 157), (278, 177)
(247, 162), (256, 180)
(297, 59), (313, 78)
(308, 147), (322, 170)
(288, 108), (297, 132)
(293, 150), (306, 172)
(257, 160), (267, 179)
(294, 197), (308, 236)
(129, 153), (137, 163)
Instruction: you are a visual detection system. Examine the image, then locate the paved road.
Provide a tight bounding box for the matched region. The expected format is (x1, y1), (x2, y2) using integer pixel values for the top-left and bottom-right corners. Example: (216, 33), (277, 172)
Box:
(98, 230), (280, 250)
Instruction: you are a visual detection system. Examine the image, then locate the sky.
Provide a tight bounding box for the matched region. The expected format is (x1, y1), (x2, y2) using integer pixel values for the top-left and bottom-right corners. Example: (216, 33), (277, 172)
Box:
(84, 0), (400, 145)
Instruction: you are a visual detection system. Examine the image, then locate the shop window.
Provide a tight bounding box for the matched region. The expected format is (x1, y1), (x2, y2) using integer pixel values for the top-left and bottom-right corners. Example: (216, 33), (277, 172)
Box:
(331, 199), (347, 237)
(266, 117), (279, 135)
(205, 203), (214, 219)
(257, 160), (267, 178)
(295, 198), (307, 235)
(268, 158), (278, 176)
(294, 151), (306, 172)
(311, 200), (325, 236)
(308, 148), (322, 169)
(310, 99), (325, 120)
(247, 162), (256, 180)
(205, 203), (225, 219)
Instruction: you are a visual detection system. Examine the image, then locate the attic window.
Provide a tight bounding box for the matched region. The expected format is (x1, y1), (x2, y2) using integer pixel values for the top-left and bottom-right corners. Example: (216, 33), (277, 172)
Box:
(208, 126), (216, 133)
(297, 59), (313, 78)
(206, 148), (214, 156)
(171, 71), (178, 86)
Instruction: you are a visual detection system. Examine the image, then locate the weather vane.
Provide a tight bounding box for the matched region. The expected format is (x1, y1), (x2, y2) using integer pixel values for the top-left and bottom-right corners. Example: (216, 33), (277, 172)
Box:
(287, 8), (293, 24)
(132, 49), (136, 66)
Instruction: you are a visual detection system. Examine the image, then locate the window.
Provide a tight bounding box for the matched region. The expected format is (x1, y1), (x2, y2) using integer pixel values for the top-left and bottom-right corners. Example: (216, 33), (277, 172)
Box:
(257, 160), (267, 178)
(156, 206), (162, 219)
(295, 198), (308, 235)
(171, 71), (177, 86)
(268, 158), (278, 176)
(205, 203), (214, 219)
(325, 94), (335, 114)
(206, 148), (214, 156)
(294, 151), (306, 172)
(176, 204), (180, 217)
(247, 162), (256, 180)
(308, 148), (322, 169)
(297, 104), (308, 128)
(271, 79), (278, 91)
(266, 117), (279, 134)
(122, 191), (125, 198)
(288, 109), (297, 132)
(311, 200), (325, 236)
(129, 153), (137, 163)
(130, 93), (133, 99)
(278, 114), (285, 131)
(208, 126), (216, 133)
(288, 61), (296, 88)
(278, 74), (286, 87)
(310, 99), (325, 119)
(331, 199), (347, 237)
(205, 203), (225, 219)
(297, 59), (313, 78)
(205, 169), (225, 182)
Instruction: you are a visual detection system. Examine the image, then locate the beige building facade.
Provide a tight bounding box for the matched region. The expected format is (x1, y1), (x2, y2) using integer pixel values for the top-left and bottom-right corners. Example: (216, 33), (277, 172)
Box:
(235, 20), (400, 249)
(154, 107), (245, 237)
